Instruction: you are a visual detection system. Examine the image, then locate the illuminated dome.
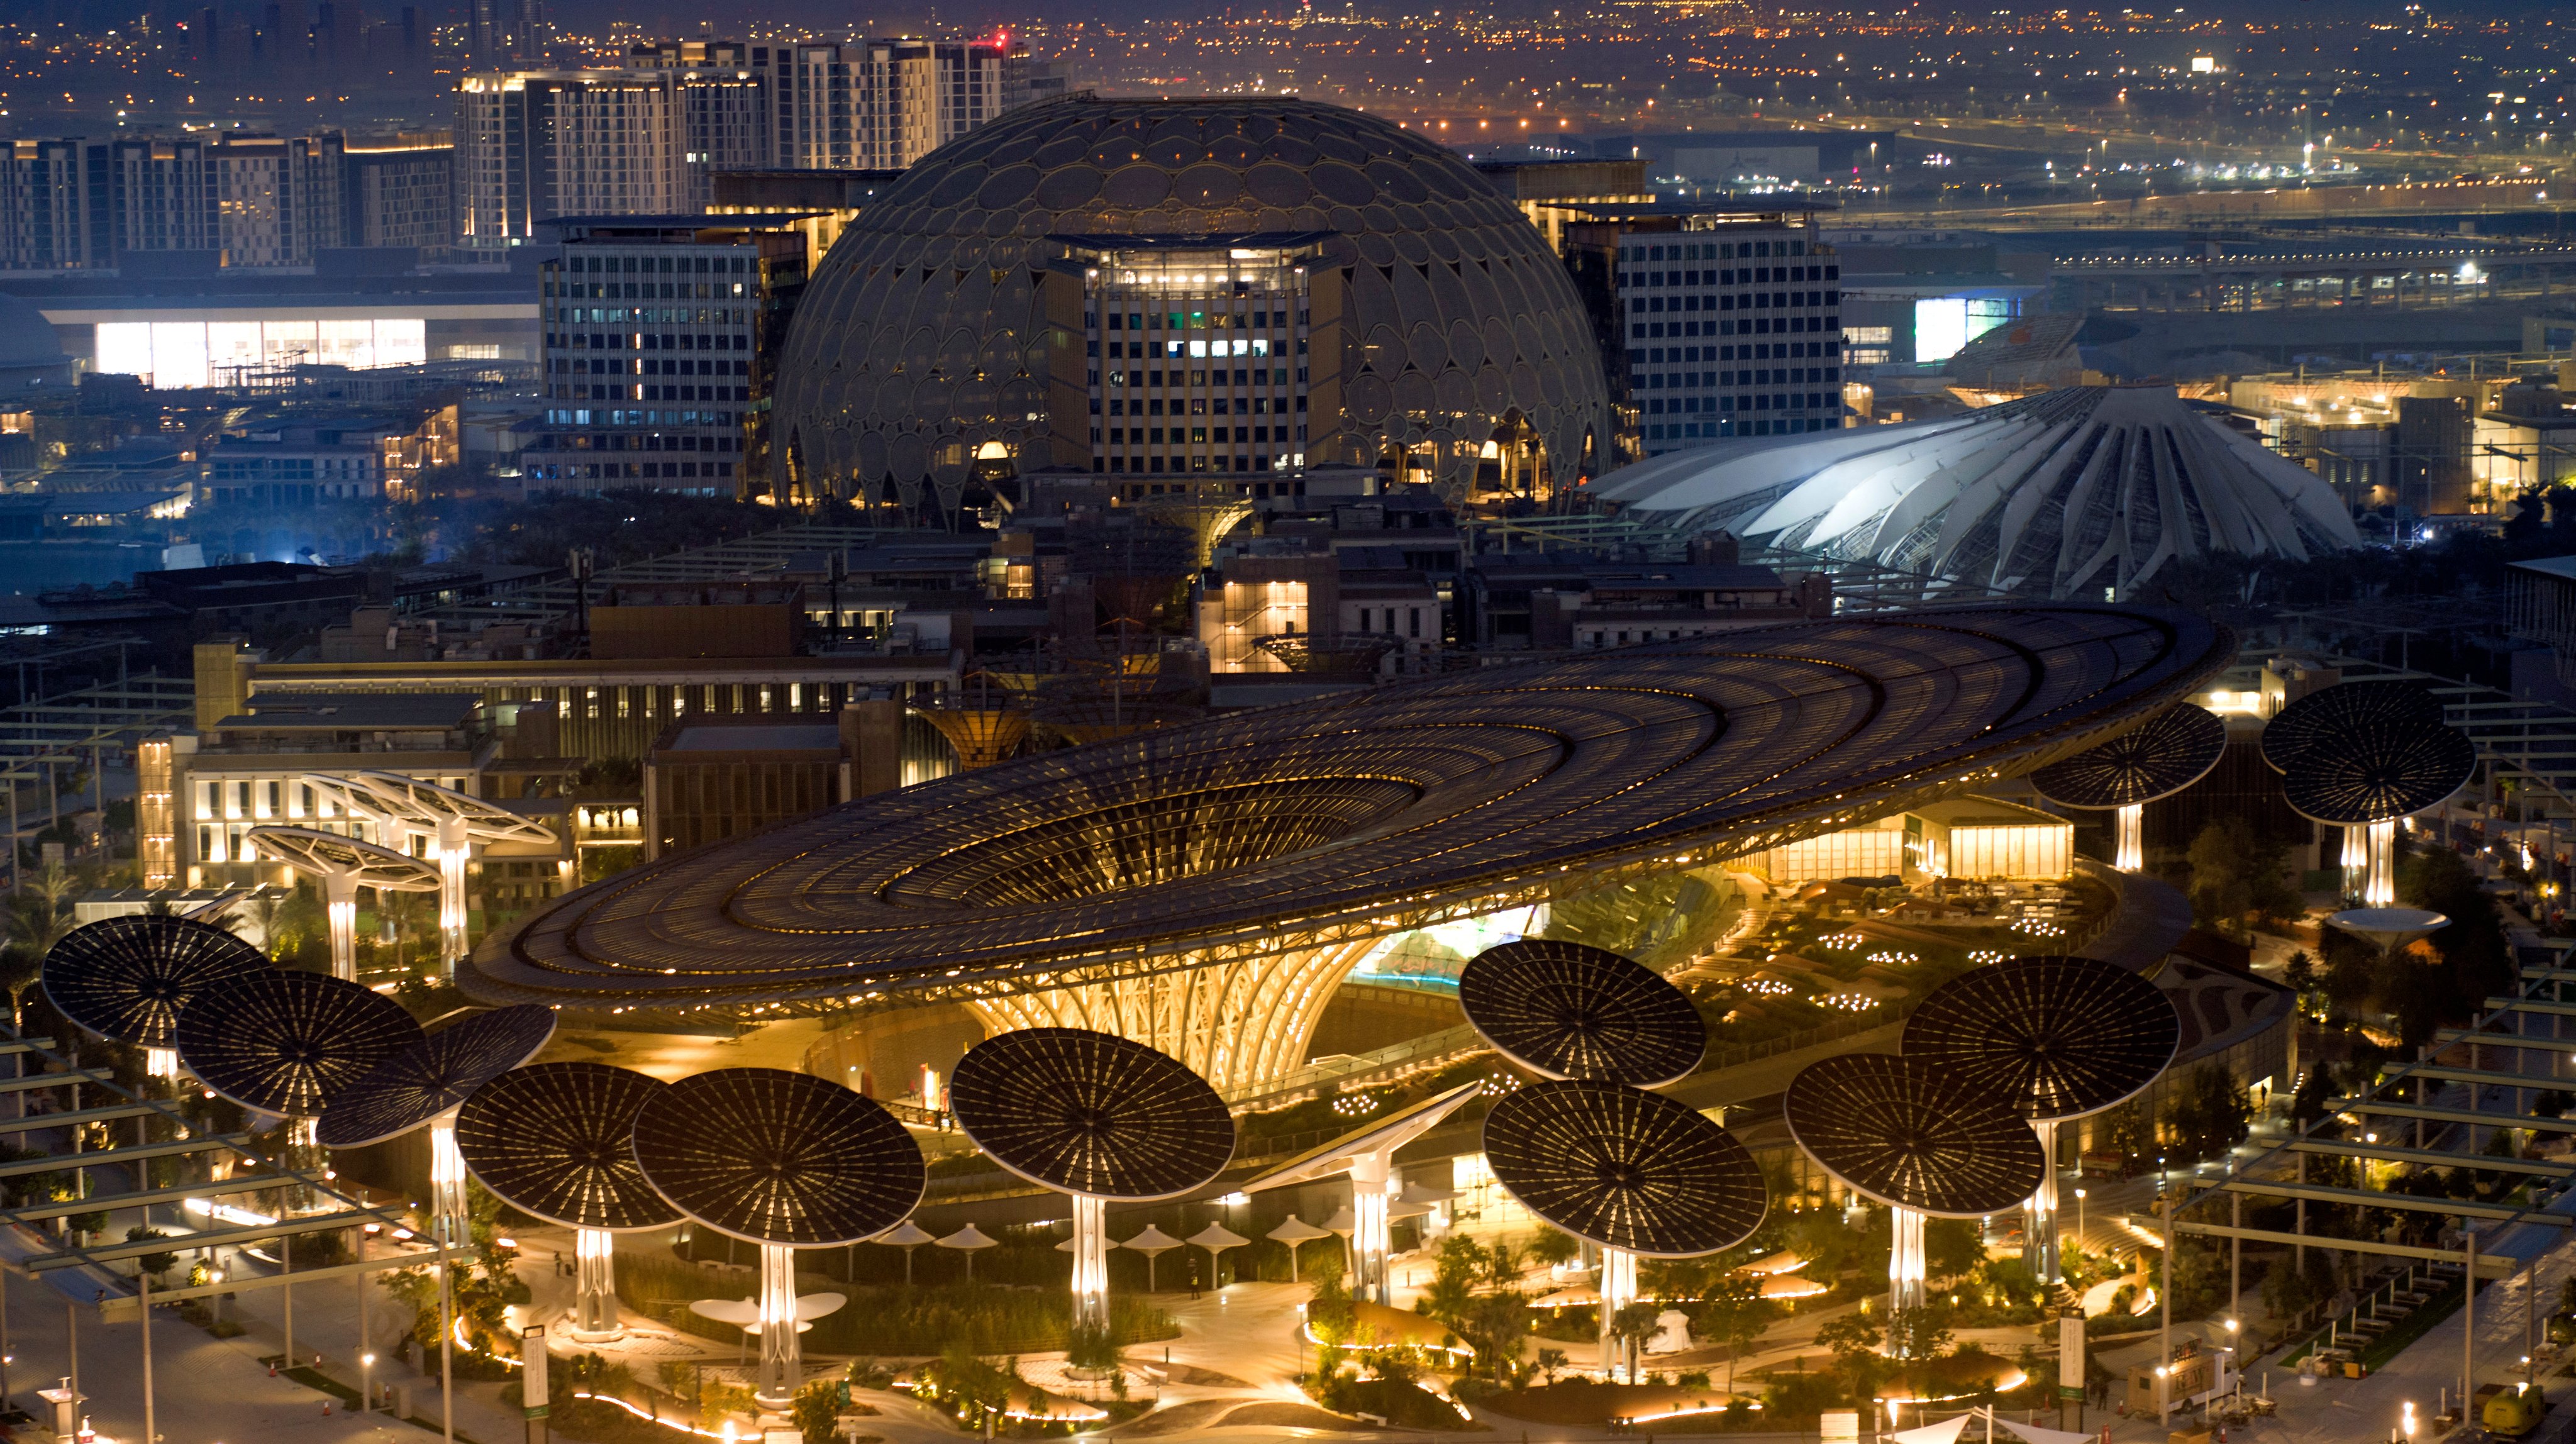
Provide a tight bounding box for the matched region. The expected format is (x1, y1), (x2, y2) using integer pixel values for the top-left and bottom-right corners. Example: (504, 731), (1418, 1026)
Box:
(1591, 386), (2361, 597)
(773, 96), (1614, 521)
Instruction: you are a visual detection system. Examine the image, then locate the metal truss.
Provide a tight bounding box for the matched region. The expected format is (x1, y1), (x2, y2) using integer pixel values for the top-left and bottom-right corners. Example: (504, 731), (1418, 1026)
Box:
(0, 1025), (423, 1305)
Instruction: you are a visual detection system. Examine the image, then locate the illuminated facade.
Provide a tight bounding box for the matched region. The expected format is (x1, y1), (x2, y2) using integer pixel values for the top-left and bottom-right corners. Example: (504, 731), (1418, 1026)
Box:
(467, 606), (2234, 1091)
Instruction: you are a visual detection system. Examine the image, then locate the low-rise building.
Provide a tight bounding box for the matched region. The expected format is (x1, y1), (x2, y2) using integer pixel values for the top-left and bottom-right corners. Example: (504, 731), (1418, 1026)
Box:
(643, 704), (901, 858)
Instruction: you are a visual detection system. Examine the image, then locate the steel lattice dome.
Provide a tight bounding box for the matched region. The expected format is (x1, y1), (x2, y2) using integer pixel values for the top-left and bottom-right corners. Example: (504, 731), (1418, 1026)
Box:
(773, 96), (1614, 517)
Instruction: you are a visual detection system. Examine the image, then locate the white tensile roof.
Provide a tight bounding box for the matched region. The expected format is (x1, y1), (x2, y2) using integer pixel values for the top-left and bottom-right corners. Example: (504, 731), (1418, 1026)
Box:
(1590, 386), (2362, 597)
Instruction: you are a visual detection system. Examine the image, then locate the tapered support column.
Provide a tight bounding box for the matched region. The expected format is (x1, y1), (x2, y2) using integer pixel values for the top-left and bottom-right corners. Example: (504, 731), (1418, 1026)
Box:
(1070, 1194), (1109, 1334)
(573, 1228), (620, 1341)
(2365, 819), (2397, 907)
(428, 1108), (470, 1247)
(325, 871), (359, 982)
(2024, 1123), (2061, 1282)
(755, 1243), (799, 1408)
(1597, 1245), (1636, 1380)
(145, 1048), (176, 1079)
(1890, 1204), (1926, 1320)
(1350, 1153), (1392, 1306)
(2114, 803), (2145, 873)
(435, 816), (470, 978)
(2341, 824), (2368, 898)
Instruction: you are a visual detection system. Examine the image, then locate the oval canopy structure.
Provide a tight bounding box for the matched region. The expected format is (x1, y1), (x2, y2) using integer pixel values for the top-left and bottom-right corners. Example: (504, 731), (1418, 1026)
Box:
(42, 914), (270, 1050)
(464, 607), (2233, 1020)
(2029, 704), (2227, 811)
(948, 1028), (1235, 1201)
(1458, 940), (1705, 1086)
(249, 826), (443, 892)
(317, 1004), (558, 1148)
(2259, 681), (2446, 775)
(1784, 1053), (2045, 1218)
(630, 1068), (925, 1246)
(455, 1062), (682, 1232)
(1480, 1080), (1767, 1258)
(176, 971), (426, 1119)
(1901, 956), (2179, 1121)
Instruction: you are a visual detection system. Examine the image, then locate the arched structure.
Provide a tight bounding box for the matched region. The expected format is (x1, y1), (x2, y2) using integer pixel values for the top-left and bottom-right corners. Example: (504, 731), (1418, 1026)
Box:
(466, 607), (2234, 1089)
(248, 826), (442, 981)
(300, 772), (557, 975)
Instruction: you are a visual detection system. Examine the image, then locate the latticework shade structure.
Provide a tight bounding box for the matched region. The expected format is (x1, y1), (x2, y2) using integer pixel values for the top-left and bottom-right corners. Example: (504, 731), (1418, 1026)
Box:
(948, 1028), (1235, 1200)
(249, 826), (442, 892)
(455, 1062), (682, 1231)
(2282, 720), (2477, 825)
(1254, 633), (1404, 677)
(1138, 492), (1255, 570)
(468, 607), (2237, 1029)
(2259, 682), (2445, 774)
(1030, 695), (1206, 747)
(630, 1068), (924, 1245)
(1784, 1053), (2045, 1216)
(1458, 940), (1705, 1086)
(316, 1004), (558, 1148)
(1480, 1080), (1766, 1257)
(42, 915), (269, 1050)
(175, 971), (426, 1118)
(911, 676), (1033, 770)
(2029, 704), (2227, 809)
(1901, 957), (2179, 1121)
(1589, 386), (2360, 598)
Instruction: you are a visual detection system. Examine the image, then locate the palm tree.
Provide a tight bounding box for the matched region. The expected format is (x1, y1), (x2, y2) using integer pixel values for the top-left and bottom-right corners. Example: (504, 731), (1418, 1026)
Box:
(1609, 1301), (1662, 1384)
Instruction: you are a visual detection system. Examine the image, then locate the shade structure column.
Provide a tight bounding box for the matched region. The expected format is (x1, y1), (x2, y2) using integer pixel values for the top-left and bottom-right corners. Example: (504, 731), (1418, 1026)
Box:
(2114, 803), (2144, 873)
(1889, 1204), (1926, 1319)
(1070, 1194), (1109, 1333)
(756, 1243), (799, 1408)
(2341, 824), (2368, 897)
(435, 814), (470, 977)
(574, 1228), (619, 1340)
(2366, 818), (2397, 907)
(1597, 1245), (1636, 1379)
(325, 874), (359, 982)
(2025, 1123), (2060, 1282)
(429, 1108), (470, 1245)
(1350, 1153), (1393, 1306)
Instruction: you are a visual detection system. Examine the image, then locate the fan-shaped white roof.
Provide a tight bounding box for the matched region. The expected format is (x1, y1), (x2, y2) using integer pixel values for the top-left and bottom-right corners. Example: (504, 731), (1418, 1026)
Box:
(1591, 386), (2361, 597)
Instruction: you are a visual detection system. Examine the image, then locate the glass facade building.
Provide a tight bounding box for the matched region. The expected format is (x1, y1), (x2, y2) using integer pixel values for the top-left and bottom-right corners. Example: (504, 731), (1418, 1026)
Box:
(1052, 235), (1317, 501)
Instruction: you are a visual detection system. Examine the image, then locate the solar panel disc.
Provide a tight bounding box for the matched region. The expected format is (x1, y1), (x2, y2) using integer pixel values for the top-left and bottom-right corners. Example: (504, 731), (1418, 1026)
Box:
(2030, 704), (2228, 809)
(42, 915), (271, 1050)
(631, 1068), (924, 1245)
(1458, 940), (1706, 1086)
(455, 1062), (680, 1231)
(175, 970), (426, 1118)
(1480, 1080), (1766, 1257)
(2282, 719), (2477, 825)
(2260, 682), (2444, 774)
(948, 1028), (1235, 1200)
(1784, 1053), (2045, 1217)
(1902, 956), (2179, 1121)
(317, 1004), (558, 1148)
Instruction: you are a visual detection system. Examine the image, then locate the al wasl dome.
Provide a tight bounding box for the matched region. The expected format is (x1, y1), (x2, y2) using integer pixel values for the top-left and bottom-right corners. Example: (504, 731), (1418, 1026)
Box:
(772, 96), (1614, 523)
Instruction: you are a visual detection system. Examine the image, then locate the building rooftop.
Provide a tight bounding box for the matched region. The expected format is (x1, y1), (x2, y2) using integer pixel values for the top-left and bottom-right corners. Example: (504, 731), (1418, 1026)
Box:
(217, 691), (484, 731)
(660, 723), (844, 753)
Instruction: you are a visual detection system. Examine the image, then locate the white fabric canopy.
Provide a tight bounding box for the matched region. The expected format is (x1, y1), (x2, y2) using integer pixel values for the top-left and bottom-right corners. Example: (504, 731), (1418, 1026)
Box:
(936, 1224), (997, 1250)
(1188, 1223), (1250, 1251)
(1120, 1225), (1183, 1253)
(1268, 1214), (1330, 1243)
(875, 1219), (935, 1247)
(1892, 1415), (1969, 1444)
(1997, 1420), (2097, 1444)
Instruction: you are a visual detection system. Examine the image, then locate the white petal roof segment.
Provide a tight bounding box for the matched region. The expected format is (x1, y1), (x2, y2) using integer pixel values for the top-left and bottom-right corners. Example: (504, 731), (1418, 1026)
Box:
(1592, 386), (2361, 598)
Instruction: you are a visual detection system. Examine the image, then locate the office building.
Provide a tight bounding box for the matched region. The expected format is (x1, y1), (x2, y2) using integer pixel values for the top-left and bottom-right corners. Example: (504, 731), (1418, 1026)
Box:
(210, 132), (347, 268)
(458, 70), (689, 249)
(344, 135), (457, 249)
(526, 215), (811, 494)
(1564, 208), (1845, 455)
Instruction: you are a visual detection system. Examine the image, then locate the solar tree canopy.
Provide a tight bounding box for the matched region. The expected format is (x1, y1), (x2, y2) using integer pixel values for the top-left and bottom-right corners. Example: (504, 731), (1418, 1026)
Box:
(948, 1028), (1235, 1201)
(455, 1062), (680, 1231)
(41, 914), (271, 1050)
(1479, 1080), (1767, 1258)
(2028, 703), (2228, 809)
(2282, 719), (2478, 825)
(175, 970), (426, 1118)
(630, 1067), (924, 1246)
(1901, 956), (2179, 1121)
(1459, 940), (1706, 1086)
(2259, 681), (2445, 775)
(316, 1004), (558, 1148)
(1783, 1053), (2045, 1218)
